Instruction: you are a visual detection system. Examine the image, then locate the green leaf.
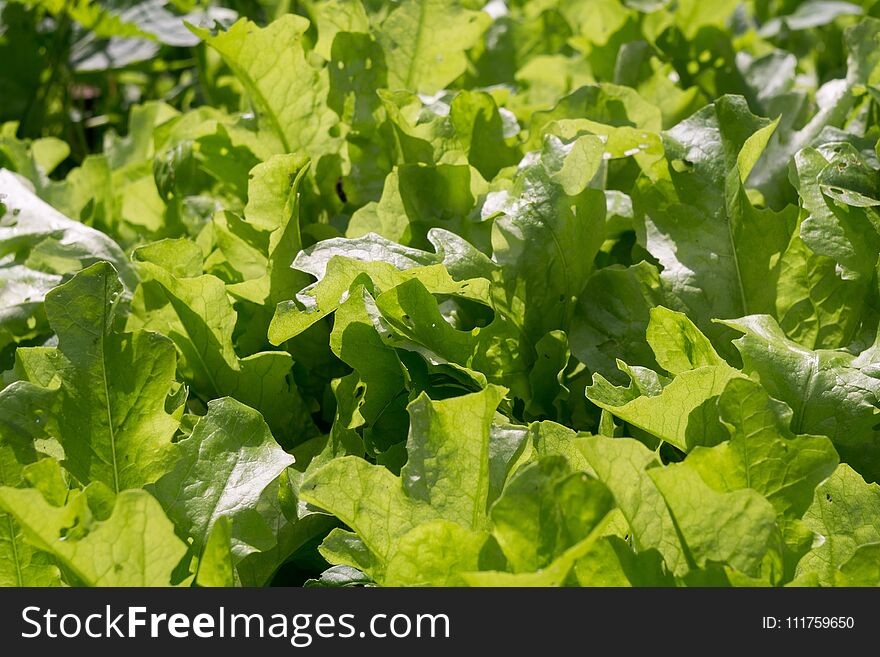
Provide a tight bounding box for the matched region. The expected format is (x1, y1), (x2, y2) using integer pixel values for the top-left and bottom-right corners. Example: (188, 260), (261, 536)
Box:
(665, 0), (739, 39)
(302, 456), (434, 579)
(818, 142), (880, 208)
(224, 154), (312, 307)
(646, 306), (726, 375)
(0, 169), (137, 350)
(196, 516), (235, 587)
(686, 379), (839, 519)
(304, 564), (374, 588)
(796, 464), (880, 586)
(580, 436), (689, 576)
(528, 421), (593, 476)
(14, 262), (179, 492)
(383, 520), (490, 586)
(149, 397), (295, 559)
(378, 90), (519, 179)
(0, 123), (69, 185)
(749, 19), (880, 204)
(460, 513), (616, 587)
(104, 101), (179, 170)
(587, 307), (741, 451)
(194, 16), (341, 158)
(795, 146), (880, 282)
(374, 277), (529, 396)
(488, 135), (606, 342)
(234, 465), (340, 588)
(267, 233), (532, 401)
(347, 163), (488, 249)
(328, 31), (388, 134)
(0, 380), (56, 465)
(402, 385), (506, 529)
(0, 382), (63, 586)
(574, 536), (675, 586)
(588, 366), (740, 452)
(525, 330), (570, 419)
(449, 91), (521, 180)
(0, 264), (60, 353)
(775, 212), (871, 351)
(634, 96), (797, 345)
(301, 386), (506, 584)
(527, 83), (662, 150)
(720, 315), (880, 482)
(7, 0), (880, 591)
(330, 286), (407, 437)
(309, 0), (370, 60)
(0, 486), (187, 586)
(10, 0), (154, 40)
(375, 0), (491, 95)
(835, 543), (880, 586)
(489, 456), (615, 572)
(648, 463), (778, 577)
(40, 156), (114, 234)
(569, 262), (667, 384)
(131, 241), (314, 444)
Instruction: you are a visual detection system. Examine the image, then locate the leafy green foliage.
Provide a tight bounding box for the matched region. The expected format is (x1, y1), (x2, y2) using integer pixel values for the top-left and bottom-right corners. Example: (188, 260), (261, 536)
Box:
(0, 485), (188, 586)
(2, 0), (880, 588)
(16, 262), (179, 492)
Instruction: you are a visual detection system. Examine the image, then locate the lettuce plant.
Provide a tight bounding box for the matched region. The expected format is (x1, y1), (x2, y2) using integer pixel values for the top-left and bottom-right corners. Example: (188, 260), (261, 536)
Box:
(1, 0), (879, 588)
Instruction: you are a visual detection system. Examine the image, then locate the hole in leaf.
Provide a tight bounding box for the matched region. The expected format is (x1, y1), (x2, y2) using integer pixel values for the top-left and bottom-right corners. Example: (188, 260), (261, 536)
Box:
(434, 295), (494, 330)
(671, 159), (693, 173)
